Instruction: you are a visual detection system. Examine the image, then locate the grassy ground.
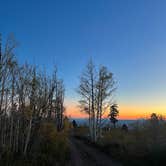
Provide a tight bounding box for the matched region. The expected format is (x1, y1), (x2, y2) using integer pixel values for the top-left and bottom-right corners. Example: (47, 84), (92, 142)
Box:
(73, 119), (166, 166)
(99, 120), (166, 166)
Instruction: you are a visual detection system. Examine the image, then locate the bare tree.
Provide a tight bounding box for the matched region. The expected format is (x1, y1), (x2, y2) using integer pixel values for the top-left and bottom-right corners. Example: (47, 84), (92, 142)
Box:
(78, 60), (116, 142)
(0, 34), (66, 157)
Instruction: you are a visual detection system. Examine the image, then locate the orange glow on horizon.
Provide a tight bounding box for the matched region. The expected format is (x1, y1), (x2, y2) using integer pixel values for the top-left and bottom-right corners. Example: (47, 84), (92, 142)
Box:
(65, 100), (166, 120)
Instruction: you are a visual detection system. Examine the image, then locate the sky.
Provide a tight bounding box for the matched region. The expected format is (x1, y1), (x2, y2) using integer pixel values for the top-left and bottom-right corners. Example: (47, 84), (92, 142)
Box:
(1, 0), (166, 119)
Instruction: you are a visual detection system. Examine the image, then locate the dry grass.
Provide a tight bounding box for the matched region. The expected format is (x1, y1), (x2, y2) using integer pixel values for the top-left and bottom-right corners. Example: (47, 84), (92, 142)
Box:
(98, 119), (166, 165)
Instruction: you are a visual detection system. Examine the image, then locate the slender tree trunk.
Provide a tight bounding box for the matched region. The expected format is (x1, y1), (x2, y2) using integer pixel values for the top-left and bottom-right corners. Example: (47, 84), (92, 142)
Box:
(0, 78), (5, 113)
(15, 119), (19, 153)
(9, 116), (13, 149)
(24, 118), (32, 155)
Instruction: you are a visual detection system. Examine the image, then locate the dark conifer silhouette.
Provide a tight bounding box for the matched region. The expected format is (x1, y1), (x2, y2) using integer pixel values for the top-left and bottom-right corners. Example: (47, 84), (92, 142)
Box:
(109, 104), (119, 128)
(72, 120), (78, 128)
(121, 124), (128, 132)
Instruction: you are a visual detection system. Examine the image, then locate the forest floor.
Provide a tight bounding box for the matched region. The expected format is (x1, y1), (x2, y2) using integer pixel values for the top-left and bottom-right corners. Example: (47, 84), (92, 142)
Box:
(68, 136), (121, 166)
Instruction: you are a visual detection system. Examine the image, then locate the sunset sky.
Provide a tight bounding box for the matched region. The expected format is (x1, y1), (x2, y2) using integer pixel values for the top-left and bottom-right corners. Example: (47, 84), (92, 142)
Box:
(1, 0), (166, 119)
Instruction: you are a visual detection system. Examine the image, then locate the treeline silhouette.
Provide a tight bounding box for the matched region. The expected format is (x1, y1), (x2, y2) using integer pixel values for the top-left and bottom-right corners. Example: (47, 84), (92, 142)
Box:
(0, 34), (69, 165)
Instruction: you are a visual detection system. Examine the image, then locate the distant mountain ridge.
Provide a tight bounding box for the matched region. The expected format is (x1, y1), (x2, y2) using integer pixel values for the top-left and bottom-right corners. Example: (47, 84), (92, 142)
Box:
(69, 118), (145, 127)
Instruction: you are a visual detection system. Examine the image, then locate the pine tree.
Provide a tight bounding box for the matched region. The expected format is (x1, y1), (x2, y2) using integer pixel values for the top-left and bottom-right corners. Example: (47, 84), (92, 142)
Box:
(109, 104), (119, 128)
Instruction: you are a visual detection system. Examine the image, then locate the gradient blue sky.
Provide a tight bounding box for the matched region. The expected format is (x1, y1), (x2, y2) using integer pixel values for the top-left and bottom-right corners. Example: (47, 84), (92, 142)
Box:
(1, 0), (166, 118)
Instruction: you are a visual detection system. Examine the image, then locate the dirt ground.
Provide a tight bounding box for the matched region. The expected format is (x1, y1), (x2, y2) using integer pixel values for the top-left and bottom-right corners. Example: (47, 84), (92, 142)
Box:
(68, 137), (121, 166)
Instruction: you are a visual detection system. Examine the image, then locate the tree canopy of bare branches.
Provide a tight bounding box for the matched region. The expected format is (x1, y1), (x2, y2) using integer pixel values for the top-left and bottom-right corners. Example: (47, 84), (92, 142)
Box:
(78, 60), (116, 142)
(0, 34), (65, 156)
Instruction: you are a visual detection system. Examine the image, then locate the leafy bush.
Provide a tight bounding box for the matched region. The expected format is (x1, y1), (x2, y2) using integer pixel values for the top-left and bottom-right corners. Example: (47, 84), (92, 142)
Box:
(32, 122), (70, 165)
